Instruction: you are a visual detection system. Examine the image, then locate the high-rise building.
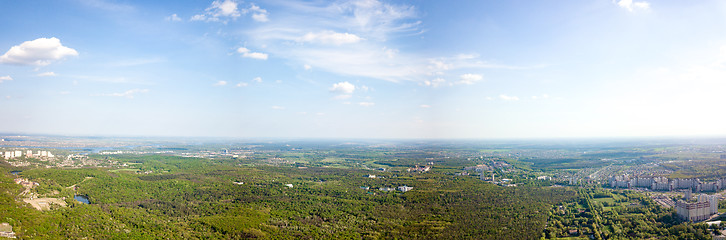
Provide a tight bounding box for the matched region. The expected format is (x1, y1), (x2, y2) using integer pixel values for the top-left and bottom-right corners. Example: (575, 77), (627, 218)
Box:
(676, 194), (718, 222)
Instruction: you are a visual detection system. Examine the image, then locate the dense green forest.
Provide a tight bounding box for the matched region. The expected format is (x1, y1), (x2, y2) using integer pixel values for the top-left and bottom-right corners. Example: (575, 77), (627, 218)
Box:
(3, 142), (723, 239)
(1, 155), (579, 239)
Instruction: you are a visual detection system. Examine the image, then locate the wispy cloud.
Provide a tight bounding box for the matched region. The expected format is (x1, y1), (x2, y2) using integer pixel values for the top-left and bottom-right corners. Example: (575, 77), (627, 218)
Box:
(0, 76), (12, 83)
(616, 0), (650, 12)
(191, 0), (270, 23)
(71, 75), (151, 84)
(419, 104), (431, 108)
(299, 31), (363, 45)
(37, 72), (57, 77)
(531, 94), (550, 100)
(78, 0), (134, 12)
(0, 37), (78, 66)
(458, 73), (482, 85)
(237, 47), (268, 60)
(243, 1), (521, 83)
(213, 80), (228, 86)
(358, 102), (375, 107)
(422, 78), (449, 88)
(249, 3), (269, 22)
(191, 0), (241, 23)
(93, 89), (149, 99)
(243, 0), (426, 82)
(499, 94), (519, 101)
(166, 13), (182, 22)
(271, 105), (285, 110)
(421, 73), (484, 88)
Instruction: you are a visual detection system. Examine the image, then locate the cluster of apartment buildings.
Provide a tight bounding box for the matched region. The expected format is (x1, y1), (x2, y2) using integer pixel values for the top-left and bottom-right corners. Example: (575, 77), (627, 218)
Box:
(2, 149), (54, 160)
(676, 194), (719, 222)
(608, 175), (724, 192)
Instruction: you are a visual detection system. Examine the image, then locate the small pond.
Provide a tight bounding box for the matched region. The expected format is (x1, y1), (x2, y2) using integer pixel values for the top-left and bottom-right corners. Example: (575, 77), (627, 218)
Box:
(10, 171), (21, 175)
(74, 195), (90, 204)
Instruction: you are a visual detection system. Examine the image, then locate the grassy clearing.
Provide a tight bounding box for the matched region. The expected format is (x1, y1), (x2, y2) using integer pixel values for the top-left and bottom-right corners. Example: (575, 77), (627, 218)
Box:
(109, 168), (139, 173)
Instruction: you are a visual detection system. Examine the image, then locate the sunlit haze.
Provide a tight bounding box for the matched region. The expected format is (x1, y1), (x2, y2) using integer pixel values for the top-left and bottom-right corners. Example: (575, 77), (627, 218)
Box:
(2, 0), (726, 139)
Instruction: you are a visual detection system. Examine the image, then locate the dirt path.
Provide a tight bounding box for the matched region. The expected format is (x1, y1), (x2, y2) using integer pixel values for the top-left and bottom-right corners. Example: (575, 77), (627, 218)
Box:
(66, 177), (94, 189)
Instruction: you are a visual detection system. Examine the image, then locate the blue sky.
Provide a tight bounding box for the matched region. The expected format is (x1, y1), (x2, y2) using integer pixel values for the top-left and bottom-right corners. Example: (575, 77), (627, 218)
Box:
(2, 0), (726, 139)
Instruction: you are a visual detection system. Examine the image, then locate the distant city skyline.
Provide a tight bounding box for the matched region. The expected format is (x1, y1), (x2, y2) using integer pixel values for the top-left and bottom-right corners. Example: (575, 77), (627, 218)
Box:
(2, 0), (726, 139)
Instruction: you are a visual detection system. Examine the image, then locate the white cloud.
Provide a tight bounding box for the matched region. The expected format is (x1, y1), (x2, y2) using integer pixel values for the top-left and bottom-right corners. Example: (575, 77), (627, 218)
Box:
(243, 0), (427, 82)
(250, 3), (269, 22)
(166, 13), (182, 21)
(383, 47), (398, 59)
(458, 73), (483, 85)
(0, 76), (12, 83)
(340, 0), (419, 41)
(37, 72), (56, 77)
(213, 80), (228, 86)
(242, 1), (522, 83)
(299, 31), (363, 45)
(330, 81), (356, 94)
(78, 0), (134, 12)
(359, 85), (370, 92)
(191, 0), (241, 23)
(419, 104), (431, 108)
(428, 59), (452, 71)
(358, 102), (375, 107)
(237, 47), (268, 60)
(69, 75), (152, 84)
(422, 78), (449, 88)
(531, 94), (550, 100)
(271, 105), (285, 110)
(94, 89), (149, 99)
(0, 37), (78, 66)
(192, 1), (270, 23)
(235, 82), (248, 87)
(333, 94), (352, 100)
(190, 15), (206, 21)
(252, 77), (262, 83)
(59, 91), (71, 95)
(304, 64), (312, 70)
(499, 94), (519, 101)
(616, 0), (650, 12)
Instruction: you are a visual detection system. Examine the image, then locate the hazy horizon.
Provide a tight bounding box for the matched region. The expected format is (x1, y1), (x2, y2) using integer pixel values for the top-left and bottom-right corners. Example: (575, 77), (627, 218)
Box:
(2, 0), (726, 139)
